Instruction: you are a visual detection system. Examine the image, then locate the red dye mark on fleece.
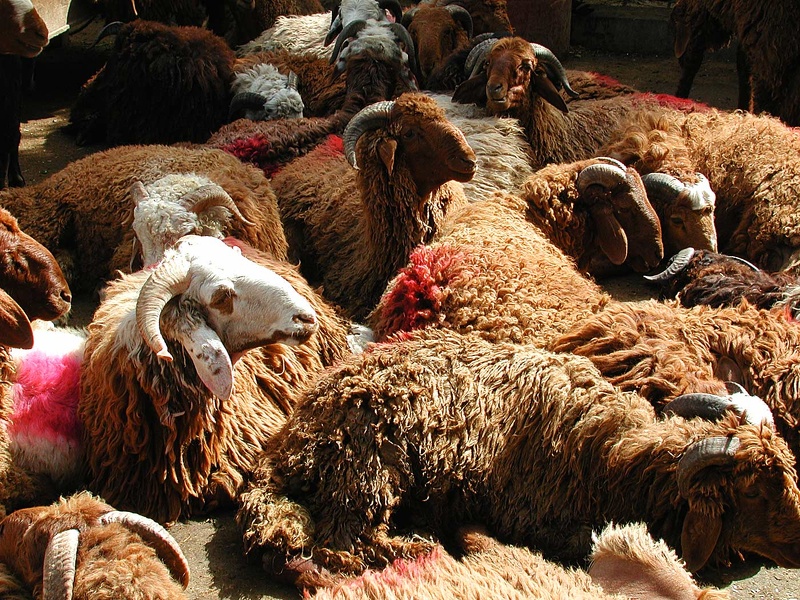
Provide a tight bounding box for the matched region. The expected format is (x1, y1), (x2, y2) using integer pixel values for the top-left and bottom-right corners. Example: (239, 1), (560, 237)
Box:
(315, 134), (344, 158)
(588, 71), (625, 88)
(378, 244), (467, 336)
(633, 92), (712, 113)
(9, 349), (83, 448)
(221, 134), (284, 178)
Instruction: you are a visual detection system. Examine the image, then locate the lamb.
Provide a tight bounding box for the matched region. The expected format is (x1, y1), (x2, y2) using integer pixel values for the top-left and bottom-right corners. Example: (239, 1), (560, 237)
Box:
(0, 0), (49, 58)
(272, 93), (476, 321)
(0, 144), (288, 293)
(309, 523), (729, 599)
(229, 63), (304, 122)
(0, 492), (190, 599)
(237, 326), (800, 577)
(79, 235), (352, 523)
(67, 20), (236, 146)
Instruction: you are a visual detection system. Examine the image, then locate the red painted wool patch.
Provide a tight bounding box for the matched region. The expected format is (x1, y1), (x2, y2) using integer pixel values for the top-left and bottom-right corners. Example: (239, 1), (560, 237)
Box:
(633, 92), (712, 113)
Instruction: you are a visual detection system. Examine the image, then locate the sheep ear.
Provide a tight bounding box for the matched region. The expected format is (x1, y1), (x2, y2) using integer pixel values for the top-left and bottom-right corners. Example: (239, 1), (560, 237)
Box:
(453, 73), (488, 106)
(715, 356), (744, 385)
(173, 321), (234, 400)
(377, 138), (397, 176)
(533, 70), (569, 114)
(591, 207), (628, 265)
(680, 508), (722, 572)
(0, 289), (34, 349)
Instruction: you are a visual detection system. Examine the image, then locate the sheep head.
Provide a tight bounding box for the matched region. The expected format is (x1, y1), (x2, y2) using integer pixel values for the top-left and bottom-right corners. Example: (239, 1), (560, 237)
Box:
(0, 492), (189, 599)
(343, 93), (476, 197)
(135, 235), (317, 400)
(401, 5), (473, 84)
(452, 36), (578, 115)
(675, 424), (800, 572)
(434, 0), (513, 37)
(0, 0), (49, 57)
(642, 172), (718, 257)
(331, 19), (418, 84)
(0, 207), (71, 328)
(325, 0), (404, 46)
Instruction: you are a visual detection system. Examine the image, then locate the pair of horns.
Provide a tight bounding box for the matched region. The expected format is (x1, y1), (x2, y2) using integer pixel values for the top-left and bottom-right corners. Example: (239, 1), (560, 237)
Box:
(325, 0), (404, 46)
(330, 20), (418, 76)
(401, 4), (473, 39)
(43, 510), (189, 600)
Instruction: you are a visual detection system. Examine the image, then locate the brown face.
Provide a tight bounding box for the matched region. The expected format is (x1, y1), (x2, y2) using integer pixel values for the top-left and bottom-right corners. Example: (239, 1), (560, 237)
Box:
(484, 50), (535, 114)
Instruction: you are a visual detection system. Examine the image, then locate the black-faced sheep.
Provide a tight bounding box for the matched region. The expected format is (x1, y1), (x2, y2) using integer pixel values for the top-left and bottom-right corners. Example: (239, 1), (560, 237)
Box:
(0, 0), (49, 58)
(79, 235), (351, 523)
(67, 20), (236, 146)
(273, 93), (476, 321)
(0, 144), (288, 294)
(0, 492), (189, 599)
(238, 327), (800, 577)
(309, 523), (729, 599)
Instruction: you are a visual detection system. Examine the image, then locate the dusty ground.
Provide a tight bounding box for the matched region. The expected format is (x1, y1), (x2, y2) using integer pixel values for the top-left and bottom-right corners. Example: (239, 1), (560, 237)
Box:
(13, 21), (800, 600)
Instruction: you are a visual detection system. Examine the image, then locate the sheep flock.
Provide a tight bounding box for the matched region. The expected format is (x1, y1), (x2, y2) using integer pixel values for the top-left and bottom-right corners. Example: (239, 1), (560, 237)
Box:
(2, 0), (800, 597)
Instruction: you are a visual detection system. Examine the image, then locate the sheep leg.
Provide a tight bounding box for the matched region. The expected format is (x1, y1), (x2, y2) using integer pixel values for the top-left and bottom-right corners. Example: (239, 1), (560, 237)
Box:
(7, 135), (24, 188)
(675, 37), (706, 98)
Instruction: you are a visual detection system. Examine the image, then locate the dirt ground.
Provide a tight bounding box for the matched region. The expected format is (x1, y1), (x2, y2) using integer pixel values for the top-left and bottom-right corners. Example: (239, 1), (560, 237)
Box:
(13, 22), (800, 600)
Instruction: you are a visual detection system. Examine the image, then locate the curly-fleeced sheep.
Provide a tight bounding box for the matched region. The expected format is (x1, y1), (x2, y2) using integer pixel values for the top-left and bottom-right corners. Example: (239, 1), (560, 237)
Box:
(238, 327), (800, 577)
(309, 523), (728, 599)
(67, 20), (236, 146)
(229, 63), (304, 121)
(273, 93), (476, 321)
(0, 144), (288, 293)
(79, 235), (351, 523)
(0, 0), (48, 58)
(0, 492), (189, 599)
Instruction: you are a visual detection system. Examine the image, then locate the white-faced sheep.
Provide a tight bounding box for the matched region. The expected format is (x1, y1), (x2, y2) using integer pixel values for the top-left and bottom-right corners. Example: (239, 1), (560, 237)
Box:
(0, 492), (190, 599)
(229, 63), (304, 122)
(67, 20), (236, 146)
(272, 93), (476, 321)
(238, 326), (800, 578)
(308, 523), (729, 599)
(0, 144), (288, 294)
(79, 235), (352, 523)
(0, 0), (49, 58)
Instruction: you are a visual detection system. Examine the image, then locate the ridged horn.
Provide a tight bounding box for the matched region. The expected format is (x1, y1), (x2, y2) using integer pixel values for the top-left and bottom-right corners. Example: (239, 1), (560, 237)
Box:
(378, 0), (404, 23)
(465, 37), (498, 78)
(531, 43), (579, 98)
(99, 511), (190, 588)
(576, 162), (627, 196)
(342, 100), (395, 169)
(228, 92), (266, 121)
(325, 5), (342, 46)
(642, 172), (685, 201)
(444, 5), (473, 39)
(643, 247), (696, 282)
(135, 252), (193, 361)
(286, 70), (299, 90)
(388, 22), (418, 75)
(183, 184), (255, 227)
(330, 19), (368, 65)
(662, 393), (732, 422)
(593, 156), (627, 171)
(43, 529), (79, 600)
(677, 436), (740, 497)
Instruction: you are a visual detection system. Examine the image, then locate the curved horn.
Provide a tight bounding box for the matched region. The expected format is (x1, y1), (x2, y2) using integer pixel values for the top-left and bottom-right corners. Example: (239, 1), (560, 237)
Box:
(576, 162), (627, 196)
(388, 22), (418, 75)
(43, 529), (79, 600)
(330, 19), (368, 65)
(286, 70), (299, 90)
(662, 393), (733, 422)
(531, 43), (579, 98)
(378, 0), (404, 23)
(465, 37), (498, 78)
(342, 100), (395, 169)
(643, 247), (696, 282)
(400, 5), (419, 28)
(228, 92), (267, 121)
(444, 5), (474, 39)
(728, 255), (760, 271)
(642, 172), (685, 201)
(90, 21), (124, 49)
(135, 252), (193, 361)
(99, 511), (190, 588)
(182, 184), (256, 227)
(677, 436), (740, 497)
(593, 156), (627, 171)
(325, 5), (342, 46)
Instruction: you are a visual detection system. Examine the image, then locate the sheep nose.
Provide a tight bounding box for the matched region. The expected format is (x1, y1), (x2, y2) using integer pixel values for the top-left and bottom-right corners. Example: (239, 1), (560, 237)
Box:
(60, 290), (72, 304)
(294, 311), (317, 326)
(488, 83), (505, 100)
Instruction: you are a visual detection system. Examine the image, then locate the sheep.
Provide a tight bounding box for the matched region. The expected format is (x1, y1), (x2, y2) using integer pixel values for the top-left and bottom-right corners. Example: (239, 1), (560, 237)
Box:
(671, 0), (800, 126)
(272, 92), (476, 321)
(308, 523), (729, 599)
(0, 0), (49, 58)
(67, 20), (236, 146)
(220, 0), (327, 48)
(229, 63), (304, 122)
(0, 492), (190, 599)
(601, 108), (800, 271)
(0, 144), (289, 294)
(79, 235), (352, 523)
(432, 0), (512, 37)
(237, 326), (800, 577)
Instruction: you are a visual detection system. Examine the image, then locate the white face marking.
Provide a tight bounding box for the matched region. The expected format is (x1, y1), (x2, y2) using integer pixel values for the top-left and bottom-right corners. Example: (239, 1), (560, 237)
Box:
(8, 0), (35, 27)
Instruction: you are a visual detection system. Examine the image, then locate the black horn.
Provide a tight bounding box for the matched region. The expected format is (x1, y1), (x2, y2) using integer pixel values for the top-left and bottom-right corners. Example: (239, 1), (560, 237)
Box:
(330, 19), (368, 65)
(643, 247), (696, 282)
(389, 22), (418, 76)
(677, 436), (740, 497)
(445, 5), (473, 39)
(228, 92), (266, 121)
(465, 37), (498, 78)
(662, 393), (733, 422)
(531, 43), (579, 98)
(342, 100), (395, 169)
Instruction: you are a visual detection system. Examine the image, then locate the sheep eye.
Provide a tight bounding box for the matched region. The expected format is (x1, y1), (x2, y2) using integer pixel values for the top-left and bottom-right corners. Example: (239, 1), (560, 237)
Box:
(402, 129), (415, 140)
(743, 488), (760, 499)
(670, 216), (685, 226)
(519, 62), (532, 73)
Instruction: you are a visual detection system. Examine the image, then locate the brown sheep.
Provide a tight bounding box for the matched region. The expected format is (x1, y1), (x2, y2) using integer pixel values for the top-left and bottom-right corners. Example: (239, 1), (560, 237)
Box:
(0, 0), (48, 58)
(238, 327), (800, 577)
(309, 523), (729, 599)
(272, 93), (476, 321)
(79, 236), (351, 523)
(0, 492), (189, 599)
(0, 144), (288, 294)
(433, 0), (512, 37)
